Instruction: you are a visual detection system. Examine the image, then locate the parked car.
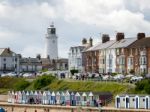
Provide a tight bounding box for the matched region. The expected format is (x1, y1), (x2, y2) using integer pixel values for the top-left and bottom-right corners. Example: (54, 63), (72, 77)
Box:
(130, 76), (143, 82)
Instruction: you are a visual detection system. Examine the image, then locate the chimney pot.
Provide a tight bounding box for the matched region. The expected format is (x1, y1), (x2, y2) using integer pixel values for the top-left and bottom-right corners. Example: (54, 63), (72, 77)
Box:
(137, 33), (145, 40)
(102, 34), (110, 43)
(116, 32), (124, 41)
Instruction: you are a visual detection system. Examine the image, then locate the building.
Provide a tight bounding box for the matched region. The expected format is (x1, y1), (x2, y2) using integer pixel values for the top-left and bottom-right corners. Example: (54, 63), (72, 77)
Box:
(0, 48), (19, 73)
(127, 33), (150, 75)
(68, 38), (92, 72)
(44, 23), (58, 59)
(108, 33), (137, 74)
(19, 57), (42, 72)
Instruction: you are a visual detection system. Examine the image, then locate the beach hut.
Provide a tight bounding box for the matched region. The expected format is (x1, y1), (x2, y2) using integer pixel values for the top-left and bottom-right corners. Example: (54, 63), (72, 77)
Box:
(56, 91), (61, 105)
(11, 91), (15, 104)
(139, 95), (146, 109)
(37, 91), (43, 104)
(18, 91), (22, 103)
(128, 95), (135, 109)
(65, 91), (70, 106)
(8, 91), (12, 103)
(60, 92), (65, 105)
(88, 92), (94, 107)
(14, 91), (18, 103)
(145, 95), (150, 109)
(118, 95), (126, 108)
(34, 91), (38, 104)
(81, 92), (87, 106)
(51, 91), (56, 104)
(115, 95), (120, 108)
(75, 92), (81, 106)
(22, 91), (26, 104)
(47, 91), (51, 105)
(26, 91), (30, 104)
(70, 92), (76, 106)
(42, 91), (48, 105)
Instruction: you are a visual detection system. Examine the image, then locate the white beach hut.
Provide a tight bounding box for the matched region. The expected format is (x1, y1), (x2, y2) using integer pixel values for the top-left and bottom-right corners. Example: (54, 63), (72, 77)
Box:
(75, 92), (81, 106)
(56, 91), (61, 105)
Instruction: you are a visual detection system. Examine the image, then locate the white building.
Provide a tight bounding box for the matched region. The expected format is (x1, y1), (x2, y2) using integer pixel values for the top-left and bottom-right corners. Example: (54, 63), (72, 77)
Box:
(0, 48), (19, 73)
(68, 38), (92, 72)
(44, 23), (58, 59)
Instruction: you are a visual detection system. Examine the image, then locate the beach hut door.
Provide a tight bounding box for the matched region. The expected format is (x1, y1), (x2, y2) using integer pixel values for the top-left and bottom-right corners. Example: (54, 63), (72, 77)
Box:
(136, 98), (138, 109)
(117, 98), (120, 108)
(126, 97), (129, 108)
(146, 98), (148, 109)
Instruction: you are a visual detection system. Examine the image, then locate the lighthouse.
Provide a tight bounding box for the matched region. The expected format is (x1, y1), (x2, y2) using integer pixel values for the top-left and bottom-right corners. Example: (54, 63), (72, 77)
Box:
(44, 23), (58, 59)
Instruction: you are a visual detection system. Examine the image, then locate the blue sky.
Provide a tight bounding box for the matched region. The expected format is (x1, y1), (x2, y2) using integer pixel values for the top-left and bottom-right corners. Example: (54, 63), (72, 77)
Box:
(0, 0), (150, 58)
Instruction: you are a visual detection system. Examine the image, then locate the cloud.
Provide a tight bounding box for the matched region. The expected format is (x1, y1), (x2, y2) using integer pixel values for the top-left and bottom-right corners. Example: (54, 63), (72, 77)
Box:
(0, 0), (150, 58)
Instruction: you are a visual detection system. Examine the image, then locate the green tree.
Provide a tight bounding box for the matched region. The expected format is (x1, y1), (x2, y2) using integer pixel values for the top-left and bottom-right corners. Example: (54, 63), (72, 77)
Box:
(33, 75), (56, 90)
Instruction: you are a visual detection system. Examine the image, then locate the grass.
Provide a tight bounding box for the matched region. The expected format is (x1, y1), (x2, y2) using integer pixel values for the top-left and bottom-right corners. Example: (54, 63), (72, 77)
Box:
(48, 80), (135, 95)
(0, 76), (135, 96)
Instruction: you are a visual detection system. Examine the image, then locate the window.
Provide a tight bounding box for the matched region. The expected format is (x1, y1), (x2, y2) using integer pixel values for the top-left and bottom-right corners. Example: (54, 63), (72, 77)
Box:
(3, 58), (6, 61)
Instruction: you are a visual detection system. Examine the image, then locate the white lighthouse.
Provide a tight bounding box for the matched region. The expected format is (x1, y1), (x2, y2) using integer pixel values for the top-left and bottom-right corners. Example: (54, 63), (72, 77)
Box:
(44, 23), (58, 59)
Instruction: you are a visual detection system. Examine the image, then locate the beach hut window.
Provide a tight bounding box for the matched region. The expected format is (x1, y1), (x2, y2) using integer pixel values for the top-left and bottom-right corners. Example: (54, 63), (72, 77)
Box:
(123, 98), (125, 101)
(133, 98), (135, 101)
(143, 99), (145, 102)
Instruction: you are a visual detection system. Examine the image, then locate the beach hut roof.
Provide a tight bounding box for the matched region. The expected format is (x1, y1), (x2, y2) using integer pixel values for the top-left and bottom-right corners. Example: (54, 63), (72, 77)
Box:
(30, 91), (34, 95)
(61, 92), (65, 96)
(82, 92), (87, 96)
(12, 91), (15, 95)
(75, 92), (80, 96)
(65, 91), (70, 96)
(15, 92), (18, 95)
(89, 92), (93, 97)
(71, 92), (74, 95)
(43, 91), (47, 96)
(47, 91), (51, 95)
(34, 91), (38, 95)
(56, 91), (60, 96)
(26, 91), (29, 95)
(18, 91), (22, 95)
(52, 91), (55, 96)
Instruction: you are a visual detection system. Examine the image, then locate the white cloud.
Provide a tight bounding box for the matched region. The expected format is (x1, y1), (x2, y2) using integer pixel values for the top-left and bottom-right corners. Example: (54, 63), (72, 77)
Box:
(0, 0), (150, 58)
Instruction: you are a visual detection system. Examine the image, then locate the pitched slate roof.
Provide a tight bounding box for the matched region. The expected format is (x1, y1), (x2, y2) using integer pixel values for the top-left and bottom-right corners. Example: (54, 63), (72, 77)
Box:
(86, 40), (116, 51)
(109, 38), (137, 48)
(127, 37), (150, 48)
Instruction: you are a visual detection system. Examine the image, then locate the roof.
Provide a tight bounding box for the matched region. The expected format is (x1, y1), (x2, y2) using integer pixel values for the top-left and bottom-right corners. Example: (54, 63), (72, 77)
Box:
(0, 48), (15, 56)
(109, 38), (137, 48)
(20, 58), (42, 65)
(128, 37), (150, 48)
(86, 40), (116, 51)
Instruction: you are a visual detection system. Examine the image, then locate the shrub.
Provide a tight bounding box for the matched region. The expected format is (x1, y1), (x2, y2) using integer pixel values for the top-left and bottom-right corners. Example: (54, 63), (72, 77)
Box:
(13, 79), (30, 91)
(70, 69), (78, 75)
(33, 75), (56, 90)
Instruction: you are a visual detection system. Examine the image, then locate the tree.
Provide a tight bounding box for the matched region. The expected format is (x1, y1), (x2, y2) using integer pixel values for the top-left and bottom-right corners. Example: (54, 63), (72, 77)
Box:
(70, 69), (78, 75)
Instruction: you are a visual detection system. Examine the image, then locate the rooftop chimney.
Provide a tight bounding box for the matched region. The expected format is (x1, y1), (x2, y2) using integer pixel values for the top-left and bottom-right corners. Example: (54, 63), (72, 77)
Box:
(89, 37), (93, 47)
(137, 33), (145, 40)
(82, 38), (87, 45)
(102, 34), (110, 43)
(116, 32), (124, 41)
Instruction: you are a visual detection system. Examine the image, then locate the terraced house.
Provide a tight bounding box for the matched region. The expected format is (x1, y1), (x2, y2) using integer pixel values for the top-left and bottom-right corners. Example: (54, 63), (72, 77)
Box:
(82, 32), (150, 75)
(127, 33), (150, 75)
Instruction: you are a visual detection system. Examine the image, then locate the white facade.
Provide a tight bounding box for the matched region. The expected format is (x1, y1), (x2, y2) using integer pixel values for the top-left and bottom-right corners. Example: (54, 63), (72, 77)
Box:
(105, 49), (116, 73)
(0, 48), (19, 73)
(68, 46), (85, 72)
(44, 24), (58, 59)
